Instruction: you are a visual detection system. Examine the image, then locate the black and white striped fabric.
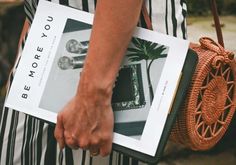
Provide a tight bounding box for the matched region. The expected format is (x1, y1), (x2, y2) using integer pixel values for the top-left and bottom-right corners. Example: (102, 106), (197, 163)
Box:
(0, 0), (187, 164)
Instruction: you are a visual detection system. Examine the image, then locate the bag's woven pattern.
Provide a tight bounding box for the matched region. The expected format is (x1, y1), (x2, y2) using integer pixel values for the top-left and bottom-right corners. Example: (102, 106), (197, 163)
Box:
(170, 37), (236, 150)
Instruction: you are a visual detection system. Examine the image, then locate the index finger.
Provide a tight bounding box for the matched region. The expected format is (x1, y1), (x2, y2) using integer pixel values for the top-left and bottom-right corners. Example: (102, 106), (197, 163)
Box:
(54, 114), (65, 149)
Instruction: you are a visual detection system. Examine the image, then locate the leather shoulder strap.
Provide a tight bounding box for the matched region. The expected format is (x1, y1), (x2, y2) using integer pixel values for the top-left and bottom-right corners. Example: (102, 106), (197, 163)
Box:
(210, 0), (224, 47)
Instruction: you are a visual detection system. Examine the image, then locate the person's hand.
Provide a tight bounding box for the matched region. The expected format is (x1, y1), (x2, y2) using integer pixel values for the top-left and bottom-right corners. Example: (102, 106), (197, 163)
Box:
(54, 75), (114, 157)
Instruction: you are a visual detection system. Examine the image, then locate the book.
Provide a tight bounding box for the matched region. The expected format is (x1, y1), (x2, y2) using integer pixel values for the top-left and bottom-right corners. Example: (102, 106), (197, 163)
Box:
(5, 0), (197, 163)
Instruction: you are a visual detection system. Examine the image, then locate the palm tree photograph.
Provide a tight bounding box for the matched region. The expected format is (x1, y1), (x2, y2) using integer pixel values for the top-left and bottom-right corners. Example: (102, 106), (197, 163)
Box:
(112, 37), (169, 138)
(127, 37), (168, 103)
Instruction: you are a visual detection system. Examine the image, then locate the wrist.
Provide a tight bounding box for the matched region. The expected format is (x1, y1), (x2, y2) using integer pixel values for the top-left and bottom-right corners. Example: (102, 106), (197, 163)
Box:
(76, 68), (114, 105)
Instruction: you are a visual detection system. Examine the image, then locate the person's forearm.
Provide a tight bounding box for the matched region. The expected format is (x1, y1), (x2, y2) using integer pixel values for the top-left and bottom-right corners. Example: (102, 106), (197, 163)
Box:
(78, 0), (143, 99)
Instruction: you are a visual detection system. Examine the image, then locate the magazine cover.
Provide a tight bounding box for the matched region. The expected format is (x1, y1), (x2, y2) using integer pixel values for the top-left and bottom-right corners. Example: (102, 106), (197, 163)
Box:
(5, 0), (189, 156)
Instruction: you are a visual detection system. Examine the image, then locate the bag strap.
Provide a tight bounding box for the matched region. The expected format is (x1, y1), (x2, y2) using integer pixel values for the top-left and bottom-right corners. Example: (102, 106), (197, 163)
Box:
(141, 0), (224, 47)
(210, 0), (224, 47)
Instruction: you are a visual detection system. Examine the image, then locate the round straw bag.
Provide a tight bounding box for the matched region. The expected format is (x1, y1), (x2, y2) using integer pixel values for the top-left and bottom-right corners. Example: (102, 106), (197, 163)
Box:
(141, 0), (236, 150)
(169, 0), (236, 150)
(170, 37), (236, 150)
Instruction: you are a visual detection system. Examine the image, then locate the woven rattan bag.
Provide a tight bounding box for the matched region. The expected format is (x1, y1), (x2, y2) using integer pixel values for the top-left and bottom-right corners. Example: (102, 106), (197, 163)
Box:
(142, 0), (236, 150)
(171, 37), (236, 150)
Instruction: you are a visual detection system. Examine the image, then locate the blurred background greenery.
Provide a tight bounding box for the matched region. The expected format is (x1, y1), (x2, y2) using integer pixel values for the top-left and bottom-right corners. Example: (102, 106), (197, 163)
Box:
(187, 0), (236, 15)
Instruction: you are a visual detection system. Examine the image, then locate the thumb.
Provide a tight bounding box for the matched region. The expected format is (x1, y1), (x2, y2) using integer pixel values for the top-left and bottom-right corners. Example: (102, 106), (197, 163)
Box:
(54, 114), (65, 149)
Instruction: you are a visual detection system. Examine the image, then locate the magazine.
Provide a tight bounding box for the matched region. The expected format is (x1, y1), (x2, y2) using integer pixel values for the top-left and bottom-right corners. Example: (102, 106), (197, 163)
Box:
(5, 0), (189, 156)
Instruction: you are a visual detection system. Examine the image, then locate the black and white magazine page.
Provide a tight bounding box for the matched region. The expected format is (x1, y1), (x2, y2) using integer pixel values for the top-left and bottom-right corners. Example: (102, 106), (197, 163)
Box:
(5, 0), (189, 157)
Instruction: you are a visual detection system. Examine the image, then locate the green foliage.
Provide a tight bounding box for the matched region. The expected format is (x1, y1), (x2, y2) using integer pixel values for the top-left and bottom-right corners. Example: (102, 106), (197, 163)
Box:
(127, 38), (167, 62)
(225, 0), (236, 14)
(187, 0), (210, 15)
(187, 0), (236, 15)
(127, 38), (167, 102)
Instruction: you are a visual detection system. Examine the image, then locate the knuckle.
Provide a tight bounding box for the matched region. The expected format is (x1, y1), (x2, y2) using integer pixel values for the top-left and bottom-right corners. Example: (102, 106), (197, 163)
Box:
(65, 138), (76, 146)
(79, 138), (90, 149)
(90, 138), (100, 146)
(63, 131), (70, 139)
